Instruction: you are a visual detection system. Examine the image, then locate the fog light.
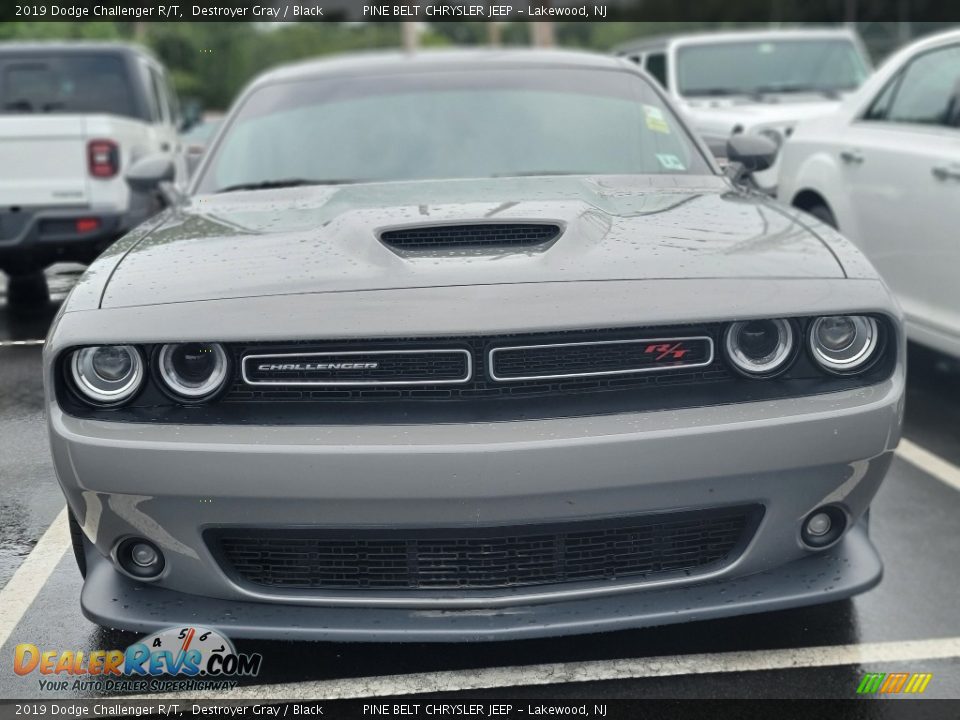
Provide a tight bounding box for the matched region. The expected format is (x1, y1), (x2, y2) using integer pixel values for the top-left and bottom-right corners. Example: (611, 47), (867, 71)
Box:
(801, 506), (847, 549)
(131, 543), (159, 568)
(116, 538), (165, 579)
(805, 512), (832, 537)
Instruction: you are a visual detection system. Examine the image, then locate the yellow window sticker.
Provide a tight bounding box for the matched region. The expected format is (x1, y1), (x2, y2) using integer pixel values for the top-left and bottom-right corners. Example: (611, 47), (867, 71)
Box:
(644, 105), (671, 134)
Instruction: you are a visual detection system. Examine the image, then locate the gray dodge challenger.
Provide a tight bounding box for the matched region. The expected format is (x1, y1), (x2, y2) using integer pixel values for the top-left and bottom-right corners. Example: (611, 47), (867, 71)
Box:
(44, 50), (905, 641)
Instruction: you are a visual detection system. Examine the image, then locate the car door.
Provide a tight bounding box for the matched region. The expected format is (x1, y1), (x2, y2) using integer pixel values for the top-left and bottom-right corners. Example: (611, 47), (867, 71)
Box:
(143, 61), (186, 184)
(838, 42), (960, 344)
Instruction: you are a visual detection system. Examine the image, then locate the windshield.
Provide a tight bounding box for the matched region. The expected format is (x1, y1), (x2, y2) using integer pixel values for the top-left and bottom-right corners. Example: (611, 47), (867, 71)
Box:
(0, 53), (139, 117)
(676, 38), (869, 97)
(195, 67), (712, 193)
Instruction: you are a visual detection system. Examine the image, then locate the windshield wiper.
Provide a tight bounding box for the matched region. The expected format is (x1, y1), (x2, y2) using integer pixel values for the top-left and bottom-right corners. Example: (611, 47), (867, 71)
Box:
(683, 88), (743, 98)
(217, 178), (357, 193)
(3, 99), (34, 113)
(491, 170), (595, 178)
(749, 84), (842, 100)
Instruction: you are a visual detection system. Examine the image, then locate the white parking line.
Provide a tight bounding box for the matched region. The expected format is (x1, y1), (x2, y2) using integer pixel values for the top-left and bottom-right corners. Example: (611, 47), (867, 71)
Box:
(124, 635), (960, 700)
(897, 438), (960, 492)
(0, 339), (45, 347)
(0, 507), (68, 650)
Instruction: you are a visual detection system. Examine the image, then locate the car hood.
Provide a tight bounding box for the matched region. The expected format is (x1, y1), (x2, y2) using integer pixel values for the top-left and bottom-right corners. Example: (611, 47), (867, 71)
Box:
(98, 175), (843, 309)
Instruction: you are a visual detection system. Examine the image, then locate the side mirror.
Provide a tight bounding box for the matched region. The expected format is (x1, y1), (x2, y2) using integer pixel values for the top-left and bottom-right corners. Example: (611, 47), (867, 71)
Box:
(126, 154), (175, 193)
(726, 134), (778, 174)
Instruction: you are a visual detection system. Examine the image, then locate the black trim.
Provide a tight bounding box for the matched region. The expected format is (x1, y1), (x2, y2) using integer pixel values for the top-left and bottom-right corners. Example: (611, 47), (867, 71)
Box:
(205, 504), (764, 593)
(54, 316), (897, 425)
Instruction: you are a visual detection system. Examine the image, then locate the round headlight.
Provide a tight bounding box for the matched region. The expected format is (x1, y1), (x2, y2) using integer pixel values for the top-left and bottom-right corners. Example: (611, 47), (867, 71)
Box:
(158, 343), (228, 400)
(809, 316), (879, 373)
(725, 319), (795, 377)
(70, 345), (144, 406)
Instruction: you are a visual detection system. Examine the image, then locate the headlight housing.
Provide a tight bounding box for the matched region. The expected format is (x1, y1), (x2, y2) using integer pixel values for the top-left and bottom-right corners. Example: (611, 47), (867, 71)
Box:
(724, 318), (795, 377)
(809, 316), (879, 374)
(157, 342), (229, 400)
(70, 345), (144, 406)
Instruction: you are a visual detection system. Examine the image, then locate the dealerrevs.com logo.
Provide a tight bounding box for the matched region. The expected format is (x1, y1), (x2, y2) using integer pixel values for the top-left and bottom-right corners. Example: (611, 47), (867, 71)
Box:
(14, 626), (262, 693)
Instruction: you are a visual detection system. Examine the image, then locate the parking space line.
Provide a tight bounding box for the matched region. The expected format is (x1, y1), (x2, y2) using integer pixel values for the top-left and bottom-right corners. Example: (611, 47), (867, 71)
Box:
(0, 339), (45, 347)
(897, 438), (960, 492)
(125, 636), (960, 700)
(0, 507), (68, 650)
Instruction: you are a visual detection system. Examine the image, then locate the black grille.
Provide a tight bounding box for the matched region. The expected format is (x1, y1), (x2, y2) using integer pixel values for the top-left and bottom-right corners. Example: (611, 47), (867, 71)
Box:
(223, 325), (732, 404)
(380, 223), (561, 250)
(491, 337), (713, 381)
(210, 506), (760, 591)
(243, 349), (470, 386)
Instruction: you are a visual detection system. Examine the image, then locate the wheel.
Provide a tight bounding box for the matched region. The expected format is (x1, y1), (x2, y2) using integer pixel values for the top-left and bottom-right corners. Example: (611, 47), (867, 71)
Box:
(6, 271), (50, 308)
(806, 203), (838, 230)
(68, 510), (88, 578)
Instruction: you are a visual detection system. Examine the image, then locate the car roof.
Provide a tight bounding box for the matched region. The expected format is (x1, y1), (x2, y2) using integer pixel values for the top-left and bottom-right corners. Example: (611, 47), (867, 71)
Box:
(0, 40), (156, 60)
(898, 26), (960, 54)
(614, 26), (859, 55)
(252, 48), (634, 87)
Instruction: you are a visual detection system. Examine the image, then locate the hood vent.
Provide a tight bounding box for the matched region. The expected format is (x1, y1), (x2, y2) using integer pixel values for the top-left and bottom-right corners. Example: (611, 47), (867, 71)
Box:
(380, 223), (562, 251)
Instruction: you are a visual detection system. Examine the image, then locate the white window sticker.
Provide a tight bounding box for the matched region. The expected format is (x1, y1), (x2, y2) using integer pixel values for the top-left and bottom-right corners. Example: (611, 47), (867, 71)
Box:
(656, 153), (686, 171)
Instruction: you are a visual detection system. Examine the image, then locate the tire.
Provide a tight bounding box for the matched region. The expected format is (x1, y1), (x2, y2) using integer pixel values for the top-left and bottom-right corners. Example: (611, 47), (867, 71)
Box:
(6, 271), (50, 308)
(806, 203), (838, 230)
(68, 510), (88, 578)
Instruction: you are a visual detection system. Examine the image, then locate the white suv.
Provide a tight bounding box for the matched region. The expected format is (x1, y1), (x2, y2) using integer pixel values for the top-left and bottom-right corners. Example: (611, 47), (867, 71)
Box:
(779, 29), (960, 359)
(0, 42), (185, 305)
(615, 28), (872, 193)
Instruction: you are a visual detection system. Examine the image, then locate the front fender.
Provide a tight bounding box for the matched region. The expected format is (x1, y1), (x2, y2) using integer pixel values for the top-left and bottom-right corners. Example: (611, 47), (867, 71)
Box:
(785, 148), (860, 240)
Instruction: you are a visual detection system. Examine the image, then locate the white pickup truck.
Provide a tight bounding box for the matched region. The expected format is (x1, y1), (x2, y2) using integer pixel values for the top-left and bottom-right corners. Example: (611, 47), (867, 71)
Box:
(0, 42), (185, 305)
(614, 28), (873, 193)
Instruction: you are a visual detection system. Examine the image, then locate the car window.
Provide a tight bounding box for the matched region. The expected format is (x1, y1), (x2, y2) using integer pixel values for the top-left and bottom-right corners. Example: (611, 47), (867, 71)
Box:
(863, 72), (903, 121)
(196, 68), (713, 193)
(0, 53), (139, 118)
(164, 73), (181, 127)
(147, 65), (168, 123)
(645, 53), (668, 88)
(675, 38), (869, 97)
(883, 44), (960, 127)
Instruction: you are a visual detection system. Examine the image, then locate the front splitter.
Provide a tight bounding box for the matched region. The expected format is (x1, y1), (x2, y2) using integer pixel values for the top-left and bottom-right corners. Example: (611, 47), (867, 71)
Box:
(80, 526), (881, 643)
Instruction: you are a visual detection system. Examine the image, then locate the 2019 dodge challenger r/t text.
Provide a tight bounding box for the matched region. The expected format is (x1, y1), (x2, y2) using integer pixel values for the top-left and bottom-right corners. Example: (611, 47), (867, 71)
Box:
(45, 50), (904, 641)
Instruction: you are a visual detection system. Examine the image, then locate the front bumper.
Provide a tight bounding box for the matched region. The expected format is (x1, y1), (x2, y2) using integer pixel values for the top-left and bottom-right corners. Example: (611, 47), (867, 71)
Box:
(80, 522), (881, 642)
(0, 206), (128, 270)
(50, 366), (902, 637)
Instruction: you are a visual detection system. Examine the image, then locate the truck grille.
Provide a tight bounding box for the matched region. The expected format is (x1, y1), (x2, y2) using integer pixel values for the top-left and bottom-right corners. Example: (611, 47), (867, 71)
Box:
(209, 506), (760, 592)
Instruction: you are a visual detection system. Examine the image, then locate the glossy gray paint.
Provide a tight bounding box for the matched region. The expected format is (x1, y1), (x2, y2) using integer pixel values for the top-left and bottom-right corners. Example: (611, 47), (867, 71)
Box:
(43, 50), (906, 640)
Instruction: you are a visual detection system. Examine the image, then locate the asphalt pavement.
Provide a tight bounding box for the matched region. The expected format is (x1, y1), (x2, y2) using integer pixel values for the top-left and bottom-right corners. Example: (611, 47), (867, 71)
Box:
(1, 266), (959, 702)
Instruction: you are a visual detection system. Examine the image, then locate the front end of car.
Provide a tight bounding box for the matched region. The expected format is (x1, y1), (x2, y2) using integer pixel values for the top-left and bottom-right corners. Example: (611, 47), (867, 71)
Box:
(45, 275), (904, 641)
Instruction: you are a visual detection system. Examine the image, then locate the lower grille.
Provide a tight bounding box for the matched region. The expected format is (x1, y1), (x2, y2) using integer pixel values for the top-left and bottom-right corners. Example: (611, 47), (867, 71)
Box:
(210, 506), (760, 592)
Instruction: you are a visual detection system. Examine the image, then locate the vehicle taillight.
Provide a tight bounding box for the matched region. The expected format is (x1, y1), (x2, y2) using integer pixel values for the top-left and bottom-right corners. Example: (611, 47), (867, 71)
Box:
(75, 218), (100, 233)
(87, 140), (119, 178)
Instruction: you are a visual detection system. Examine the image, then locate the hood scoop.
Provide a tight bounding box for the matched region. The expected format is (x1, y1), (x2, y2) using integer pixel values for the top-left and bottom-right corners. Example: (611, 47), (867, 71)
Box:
(379, 223), (562, 253)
